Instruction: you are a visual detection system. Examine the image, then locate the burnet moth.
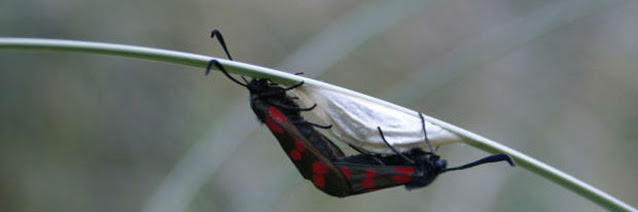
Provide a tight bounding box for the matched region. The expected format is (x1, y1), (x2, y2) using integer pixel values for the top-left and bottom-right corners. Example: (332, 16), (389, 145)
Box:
(205, 29), (515, 197)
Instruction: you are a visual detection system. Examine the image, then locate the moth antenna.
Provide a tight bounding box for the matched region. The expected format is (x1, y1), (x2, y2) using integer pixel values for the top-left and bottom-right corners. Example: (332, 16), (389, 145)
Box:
(377, 127), (415, 164)
(285, 81), (305, 91)
(419, 113), (435, 153)
(444, 154), (515, 172)
(210, 29), (233, 60)
(208, 29), (251, 85)
(207, 60), (247, 87)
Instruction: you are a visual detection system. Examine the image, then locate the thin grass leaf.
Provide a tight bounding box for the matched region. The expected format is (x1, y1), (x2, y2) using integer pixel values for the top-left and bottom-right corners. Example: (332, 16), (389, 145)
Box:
(1, 23), (635, 212)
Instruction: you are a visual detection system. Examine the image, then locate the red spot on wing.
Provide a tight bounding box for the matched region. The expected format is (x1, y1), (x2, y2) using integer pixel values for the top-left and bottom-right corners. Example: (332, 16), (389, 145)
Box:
(312, 174), (325, 188)
(392, 166), (414, 183)
(265, 117), (284, 134)
(268, 106), (287, 123)
(312, 161), (329, 174)
(391, 174), (412, 183)
(294, 140), (305, 152)
(312, 161), (329, 189)
(362, 168), (376, 189)
(289, 150), (302, 161)
(339, 167), (351, 179)
(394, 166), (415, 174)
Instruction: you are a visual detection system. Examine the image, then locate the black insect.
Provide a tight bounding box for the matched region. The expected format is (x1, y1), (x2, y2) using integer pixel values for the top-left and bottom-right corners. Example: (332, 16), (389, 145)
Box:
(205, 29), (515, 197)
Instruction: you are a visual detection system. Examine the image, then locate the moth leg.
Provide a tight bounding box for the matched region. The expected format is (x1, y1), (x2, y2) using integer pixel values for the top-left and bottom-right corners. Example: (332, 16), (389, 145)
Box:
(281, 103), (317, 112)
(260, 88), (318, 111)
(285, 80), (305, 91)
(346, 144), (385, 165)
(306, 121), (332, 129)
(296, 103), (317, 111)
(419, 113), (434, 153)
(291, 119), (332, 129)
(377, 127), (415, 164)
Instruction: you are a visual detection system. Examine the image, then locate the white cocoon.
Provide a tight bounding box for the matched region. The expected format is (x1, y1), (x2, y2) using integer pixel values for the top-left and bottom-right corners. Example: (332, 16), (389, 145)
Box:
(291, 84), (460, 154)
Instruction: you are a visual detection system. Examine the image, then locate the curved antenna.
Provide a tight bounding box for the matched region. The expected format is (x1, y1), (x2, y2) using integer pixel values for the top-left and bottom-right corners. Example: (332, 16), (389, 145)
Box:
(210, 29), (233, 60)
(207, 60), (247, 87)
(444, 153), (515, 172)
(377, 127), (415, 164)
(209, 29), (249, 84)
(419, 113), (434, 153)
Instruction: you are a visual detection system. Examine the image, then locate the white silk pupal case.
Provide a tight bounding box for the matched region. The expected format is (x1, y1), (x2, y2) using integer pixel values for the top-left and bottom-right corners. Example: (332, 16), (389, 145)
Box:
(291, 84), (461, 154)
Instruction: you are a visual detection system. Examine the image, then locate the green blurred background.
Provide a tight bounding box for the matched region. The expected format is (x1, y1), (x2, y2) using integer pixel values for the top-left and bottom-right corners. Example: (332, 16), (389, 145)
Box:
(1, 0), (636, 211)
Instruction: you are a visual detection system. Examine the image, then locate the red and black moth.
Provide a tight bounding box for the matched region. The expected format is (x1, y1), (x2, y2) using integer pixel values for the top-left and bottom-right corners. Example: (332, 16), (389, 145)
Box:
(205, 29), (515, 197)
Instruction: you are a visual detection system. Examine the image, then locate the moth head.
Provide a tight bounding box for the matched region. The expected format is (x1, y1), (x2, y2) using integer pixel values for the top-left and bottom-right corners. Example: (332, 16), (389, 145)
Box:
(246, 78), (271, 94)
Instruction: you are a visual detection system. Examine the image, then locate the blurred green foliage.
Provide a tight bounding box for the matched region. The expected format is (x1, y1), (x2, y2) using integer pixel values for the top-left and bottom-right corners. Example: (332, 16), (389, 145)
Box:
(1, 0), (636, 211)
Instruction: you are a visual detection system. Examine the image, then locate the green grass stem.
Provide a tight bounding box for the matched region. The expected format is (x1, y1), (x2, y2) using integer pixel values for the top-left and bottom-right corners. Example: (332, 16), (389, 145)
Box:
(1, 38), (635, 212)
